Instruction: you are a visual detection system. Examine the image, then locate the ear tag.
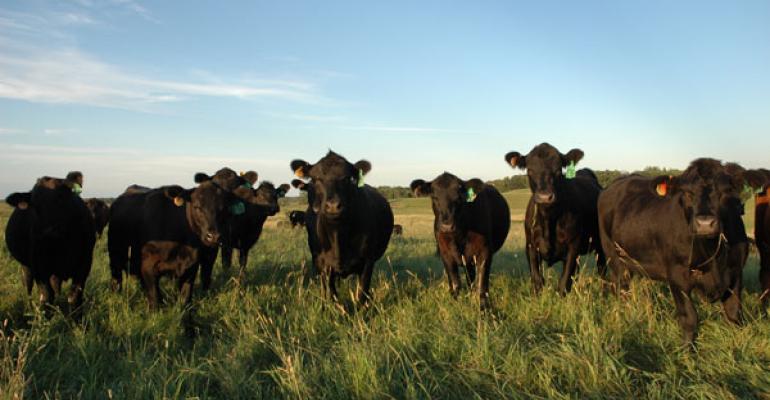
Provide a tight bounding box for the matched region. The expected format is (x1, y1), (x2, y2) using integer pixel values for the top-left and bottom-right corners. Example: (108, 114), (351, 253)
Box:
(18, 202), (28, 210)
(230, 202), (246, 215)
(71, 183), (83, 196)
(565, 161), (577, 180)
(294, 168), (305, 178)
(757, 191), (770, 206)
(173, 197), (185, 207)
(466, 187), (477, 203)
(242, 182), (253, 190)
(656, 182), (668, 197)
(357, 169), (365, 188)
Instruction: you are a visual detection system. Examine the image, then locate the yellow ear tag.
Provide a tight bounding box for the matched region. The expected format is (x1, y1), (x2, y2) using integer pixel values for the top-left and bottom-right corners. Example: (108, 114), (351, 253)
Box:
(18, 202), (28, 210)
(656, 182), (668, 197)
(294, 168), (304, 178)
(173, 197), (185, 207)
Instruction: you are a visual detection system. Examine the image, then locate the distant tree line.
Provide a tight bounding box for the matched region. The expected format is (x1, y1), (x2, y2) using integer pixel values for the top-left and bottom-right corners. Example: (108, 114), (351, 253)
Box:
(374, 166), (683, 199)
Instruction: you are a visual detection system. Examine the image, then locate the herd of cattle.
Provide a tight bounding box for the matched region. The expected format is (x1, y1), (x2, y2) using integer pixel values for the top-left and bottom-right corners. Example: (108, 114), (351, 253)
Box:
(4, 143), (770, 346)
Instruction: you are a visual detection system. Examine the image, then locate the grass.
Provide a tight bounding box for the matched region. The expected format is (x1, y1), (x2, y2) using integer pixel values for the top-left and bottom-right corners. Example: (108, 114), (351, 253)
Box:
(0, 191), (769, 399)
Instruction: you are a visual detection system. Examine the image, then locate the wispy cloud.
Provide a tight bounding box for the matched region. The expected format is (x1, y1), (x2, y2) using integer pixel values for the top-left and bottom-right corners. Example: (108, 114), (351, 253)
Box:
(0, 128), (23, 135)
(0, 7), (332, 111)
(43, 128), (79, 136)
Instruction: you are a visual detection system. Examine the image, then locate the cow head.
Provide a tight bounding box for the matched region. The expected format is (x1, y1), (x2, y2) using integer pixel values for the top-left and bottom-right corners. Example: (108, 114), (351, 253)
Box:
(652, 158), (756, 238)
(505, 143), (584, 205)
(290, 151), (370, 221)
(6, 177), (80, 239)
(85, 198), (110, 237)
(410, 172), (485, 233)
(252, 182), (290, 216)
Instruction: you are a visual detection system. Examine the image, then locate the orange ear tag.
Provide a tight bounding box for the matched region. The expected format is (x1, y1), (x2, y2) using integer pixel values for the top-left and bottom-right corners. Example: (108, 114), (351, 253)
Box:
(656, 182), (668, 197)
(173, 197), (185, 207)
(757, 192), (769, 206)
(294, 168), (304, 178)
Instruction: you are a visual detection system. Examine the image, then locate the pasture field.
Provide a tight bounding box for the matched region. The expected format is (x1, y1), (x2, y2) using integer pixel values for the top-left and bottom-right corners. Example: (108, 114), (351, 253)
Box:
(1, 191), (769, 399)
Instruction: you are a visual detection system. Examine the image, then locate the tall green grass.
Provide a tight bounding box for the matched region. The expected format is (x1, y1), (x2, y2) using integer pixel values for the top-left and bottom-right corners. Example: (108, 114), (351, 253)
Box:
(0, 197), (769, 399)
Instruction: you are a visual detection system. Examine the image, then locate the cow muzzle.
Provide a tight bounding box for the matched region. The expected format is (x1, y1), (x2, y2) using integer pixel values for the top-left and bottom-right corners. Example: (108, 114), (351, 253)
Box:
(203, 231), (221, 246)
(693, 215), (720, 237)
(534, 191), (555, 204)
(439, 223), (455, 233)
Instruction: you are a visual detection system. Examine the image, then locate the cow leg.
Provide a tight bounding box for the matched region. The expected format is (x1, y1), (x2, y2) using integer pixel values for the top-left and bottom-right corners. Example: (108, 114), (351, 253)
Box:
(326, 271), (339, 302)
(722, 279), (743, 326)
(557, 247), (579, 296)
(356, 261), (375, 305)
(238, 248), (249, 284)
(67, 280), (85, 316)
(221, 246), (233, 270)
(38, 279), (54, 306)
(670, 285), (698, 346)
(527, 243), (544, 294)
(178, 264), (199, 308)
(21, 265), (33, 296)
(198, 247), (217, 291)
(477, 253), (493, 311)
(141, 262), (161, 310)
(442, 261), (461, 299)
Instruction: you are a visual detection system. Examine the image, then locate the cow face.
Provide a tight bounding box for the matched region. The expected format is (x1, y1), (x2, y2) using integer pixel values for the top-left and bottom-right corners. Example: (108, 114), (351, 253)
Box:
(290, 151), (370, 221)
(410, 172), (485, 233)
(505, 143), (584, 205)
(653, 159), (744, 238)
(6, 177), (79, 240)
(252, 182), (290, 216)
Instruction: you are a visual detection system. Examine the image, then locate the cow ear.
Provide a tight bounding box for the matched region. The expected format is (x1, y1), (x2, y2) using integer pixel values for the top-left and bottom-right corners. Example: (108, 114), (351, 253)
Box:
(290, 159), (312, 178)
(194, 173), (211, 184)
(6, 192), (31, 209)
(277, 184), (290, 197)
(240, 171), (258, 185)
(410, 179), (432, 197)
(291, 179), (307, 191)
(651, 175), (676, 197)
(354, 160), (372, 176)
(164, 186), (190, 207)
(562, 148), (584, 167)
(504, 151), (526, 169)
(465, 179), (485, 202)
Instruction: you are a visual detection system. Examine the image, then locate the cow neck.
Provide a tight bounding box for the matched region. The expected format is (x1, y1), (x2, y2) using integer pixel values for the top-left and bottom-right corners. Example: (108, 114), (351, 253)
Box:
(183, 200), (200, 240)
(318, 214), (350, 271)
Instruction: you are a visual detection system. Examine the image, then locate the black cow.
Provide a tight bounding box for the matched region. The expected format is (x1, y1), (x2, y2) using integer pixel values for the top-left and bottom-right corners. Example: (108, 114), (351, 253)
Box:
(107, 168), (259, 308)
(598, 159), (764, 345)
(289, 210), (307, 228)
(290, 151), (394, 304)
(410, 173), (510, 310)
(504, 143), (605, 295)
(5, 177), (96, 310)
(291, 179), (320, 275)
(85, 198), (110, 238)
(211, 181), (290, 286)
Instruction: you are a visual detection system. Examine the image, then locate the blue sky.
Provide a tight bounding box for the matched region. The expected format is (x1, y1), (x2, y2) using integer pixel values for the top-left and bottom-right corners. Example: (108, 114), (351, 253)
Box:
(1, 0), (769, 197)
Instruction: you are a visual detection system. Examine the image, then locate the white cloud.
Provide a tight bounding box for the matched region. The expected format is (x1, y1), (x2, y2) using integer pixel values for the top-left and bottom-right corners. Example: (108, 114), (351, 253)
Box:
(339, 125), (470, 134)
(43, 128), (79, 136)
(0, 128), (23, 135)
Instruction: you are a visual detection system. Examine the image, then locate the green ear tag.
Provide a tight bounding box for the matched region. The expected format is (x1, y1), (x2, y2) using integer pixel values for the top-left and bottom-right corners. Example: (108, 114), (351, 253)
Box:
(71, 183), (82, 196)
(466, 187), (476, 203)
(229, 201), (246, 216)
(565, 161), (576, 180)
(357, 169), (365, 188)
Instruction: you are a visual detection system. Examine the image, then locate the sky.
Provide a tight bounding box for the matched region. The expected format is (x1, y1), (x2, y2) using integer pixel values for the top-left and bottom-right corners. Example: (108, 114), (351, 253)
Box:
(1, 0), (769, 197)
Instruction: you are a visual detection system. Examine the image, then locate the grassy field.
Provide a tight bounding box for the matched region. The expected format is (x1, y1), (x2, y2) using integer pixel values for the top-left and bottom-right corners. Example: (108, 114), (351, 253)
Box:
(1, 190), (769, 399)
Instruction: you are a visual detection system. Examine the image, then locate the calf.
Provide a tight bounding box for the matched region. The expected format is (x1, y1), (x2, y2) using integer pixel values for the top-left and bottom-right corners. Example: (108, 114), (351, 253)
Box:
(290, 151), (394, 304)
(5, 177), (96, 310)
(505, 143), (605, 295)
(85, 198), (110, 238)
(410, 173), (510, 310)
(291, 179), (321, 275)
(140, 241), (199, 307)
(289, 210), (307, 228)
(211, 181), (289, 286)
(107, 168), (259, 308)
(598, 159), (764, 345)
